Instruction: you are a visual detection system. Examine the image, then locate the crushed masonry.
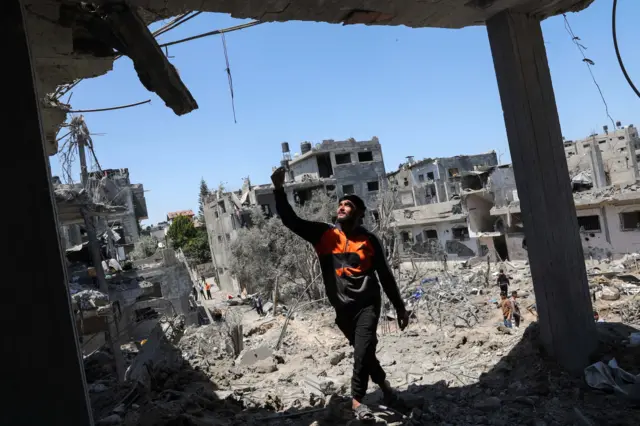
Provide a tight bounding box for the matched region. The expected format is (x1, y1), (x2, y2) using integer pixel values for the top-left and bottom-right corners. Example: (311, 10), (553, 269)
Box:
(82, 257), (640, 425)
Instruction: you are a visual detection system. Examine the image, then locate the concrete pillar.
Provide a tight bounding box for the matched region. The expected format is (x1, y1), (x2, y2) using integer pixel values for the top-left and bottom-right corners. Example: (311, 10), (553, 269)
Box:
(486, 10), (596, 372)
(2, 1), (93, 424)
(588, 140), (607, 188)
(627, 139), (639, 181)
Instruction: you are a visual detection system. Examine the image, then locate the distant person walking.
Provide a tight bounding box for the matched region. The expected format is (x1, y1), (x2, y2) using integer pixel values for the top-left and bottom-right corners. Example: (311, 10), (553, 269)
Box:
(199, 283), (206, 300)
(205, 282), (212, 300)
(192, 285), (198, 301)
(501, 292), (513, 328)
(255, 295), (264, 316)
(510, 291), (521, 328)
(497, 269), (510, 295)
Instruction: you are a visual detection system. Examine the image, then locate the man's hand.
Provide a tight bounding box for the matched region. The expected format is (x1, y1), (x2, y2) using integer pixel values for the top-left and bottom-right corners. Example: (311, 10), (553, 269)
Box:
(397, 309), (410, 331)
(271, 167), (286, 190)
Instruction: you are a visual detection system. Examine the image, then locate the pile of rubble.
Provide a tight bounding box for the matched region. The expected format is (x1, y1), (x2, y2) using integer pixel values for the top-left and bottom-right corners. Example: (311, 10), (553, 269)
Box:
(89, 313), (640, 425)
(72, 287), (109, 310)
(82, 256), (640, 425)
(397, 259), (534, 330)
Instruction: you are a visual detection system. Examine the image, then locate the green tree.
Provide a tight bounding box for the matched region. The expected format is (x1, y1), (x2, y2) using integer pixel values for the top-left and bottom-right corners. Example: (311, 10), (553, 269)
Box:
(183, 228), (212, 264)
(166, 215), (197, 250)
(198, 178), (210, 222)
(230, 190), (334, 301)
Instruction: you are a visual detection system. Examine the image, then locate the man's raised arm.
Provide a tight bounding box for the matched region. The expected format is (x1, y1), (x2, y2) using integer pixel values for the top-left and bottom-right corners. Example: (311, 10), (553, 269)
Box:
(272, 167), (328, 246)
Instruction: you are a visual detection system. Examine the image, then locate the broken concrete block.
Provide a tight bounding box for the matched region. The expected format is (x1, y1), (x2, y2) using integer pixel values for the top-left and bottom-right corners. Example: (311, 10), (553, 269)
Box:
(497, 325), (513, 335)
(601, 286), (621, 301)
(252, 358), (277, 374)
(236, 345), (273, 367)
(329, 351), (346, 366)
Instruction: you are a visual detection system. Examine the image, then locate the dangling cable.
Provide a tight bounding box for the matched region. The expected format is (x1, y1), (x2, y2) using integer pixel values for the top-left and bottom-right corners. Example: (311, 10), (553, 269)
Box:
(612, 0), (640, 98)
(221, 32), (237, 123)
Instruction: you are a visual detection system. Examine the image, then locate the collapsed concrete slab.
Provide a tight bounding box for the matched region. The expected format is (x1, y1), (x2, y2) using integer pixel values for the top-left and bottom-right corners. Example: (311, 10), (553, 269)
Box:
(124, 315), (185, 389)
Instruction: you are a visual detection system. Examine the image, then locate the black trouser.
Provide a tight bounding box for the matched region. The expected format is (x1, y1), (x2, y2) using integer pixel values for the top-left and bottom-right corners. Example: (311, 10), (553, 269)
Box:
(513, 311), (521, 327)
(336, 304), (386, 400)
(206, 290), (212, 299)
(499, 284), (508, 295)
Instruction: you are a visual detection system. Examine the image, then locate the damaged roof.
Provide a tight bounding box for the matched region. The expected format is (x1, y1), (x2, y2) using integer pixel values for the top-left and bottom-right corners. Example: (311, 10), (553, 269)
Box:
(55, 185), (127, 225)
(491, 183), (640, 216)
(392, 200), (466, 228)
(167, 210), (195, 220)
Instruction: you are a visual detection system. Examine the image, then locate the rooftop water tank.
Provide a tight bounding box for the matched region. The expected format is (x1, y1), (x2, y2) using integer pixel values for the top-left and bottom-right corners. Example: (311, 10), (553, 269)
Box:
(281, 142), (290, 153)
(301, 142), (312, 154)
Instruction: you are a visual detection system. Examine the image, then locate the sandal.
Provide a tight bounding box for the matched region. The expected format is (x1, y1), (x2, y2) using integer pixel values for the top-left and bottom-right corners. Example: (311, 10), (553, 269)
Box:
(354, 404), (376, 423)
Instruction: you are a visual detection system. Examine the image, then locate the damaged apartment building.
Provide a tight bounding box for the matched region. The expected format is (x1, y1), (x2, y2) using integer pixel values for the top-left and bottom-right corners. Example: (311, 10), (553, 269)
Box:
(388, 152), (498, 261)
(56, 168), (148, 261)
(464, 123), (640, 261)
(56, 173), (197, 366)
(203, 138), (386, 292)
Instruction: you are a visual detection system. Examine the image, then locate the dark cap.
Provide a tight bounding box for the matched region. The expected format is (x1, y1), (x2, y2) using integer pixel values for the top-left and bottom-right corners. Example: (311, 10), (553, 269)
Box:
(339, 194), (366, 212)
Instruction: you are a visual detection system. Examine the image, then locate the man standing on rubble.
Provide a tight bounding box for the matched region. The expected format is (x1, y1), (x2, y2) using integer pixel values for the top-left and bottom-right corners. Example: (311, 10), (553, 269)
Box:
(497, 269), (510, 295)
(271, 167), (409, 422)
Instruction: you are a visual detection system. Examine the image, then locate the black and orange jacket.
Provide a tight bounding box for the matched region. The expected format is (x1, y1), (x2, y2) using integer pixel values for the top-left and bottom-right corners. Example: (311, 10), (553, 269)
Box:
(274, 189), (405, 315)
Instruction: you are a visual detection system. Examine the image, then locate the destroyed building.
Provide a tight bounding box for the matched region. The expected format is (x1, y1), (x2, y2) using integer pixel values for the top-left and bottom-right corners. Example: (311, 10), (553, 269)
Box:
(387, 152), (498, 261)
(56, 168), (148, 260)
(202, 188), (249, 293)
(70, 248), (197, 354)
(392, 199), (478, 260)
(285, 138), (386, 203)
(565, 123), (640, 188)
(388, 152), (498, 208)
(463, 162), (640, 261)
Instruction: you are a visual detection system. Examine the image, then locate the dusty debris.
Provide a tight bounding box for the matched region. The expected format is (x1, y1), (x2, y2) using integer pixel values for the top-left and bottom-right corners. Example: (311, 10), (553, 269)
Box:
(72, 288), (109, 310)
(236, 345), (273, 367)
(78, 256), (640, 426)
(601, 286), (622, 301)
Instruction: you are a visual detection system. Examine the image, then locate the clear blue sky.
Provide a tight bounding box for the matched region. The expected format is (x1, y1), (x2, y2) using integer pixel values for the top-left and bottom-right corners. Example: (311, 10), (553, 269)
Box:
(50, 0), (639, 225)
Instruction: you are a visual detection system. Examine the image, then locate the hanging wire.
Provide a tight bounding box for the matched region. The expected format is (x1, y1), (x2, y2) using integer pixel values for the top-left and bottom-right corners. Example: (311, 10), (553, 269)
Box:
(612, 0), (640, 98)
(221, 32), (237, 124)
(159, 20), (262, 48)
(562, 14), (616, 130)
(68, 99), (151, 114)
